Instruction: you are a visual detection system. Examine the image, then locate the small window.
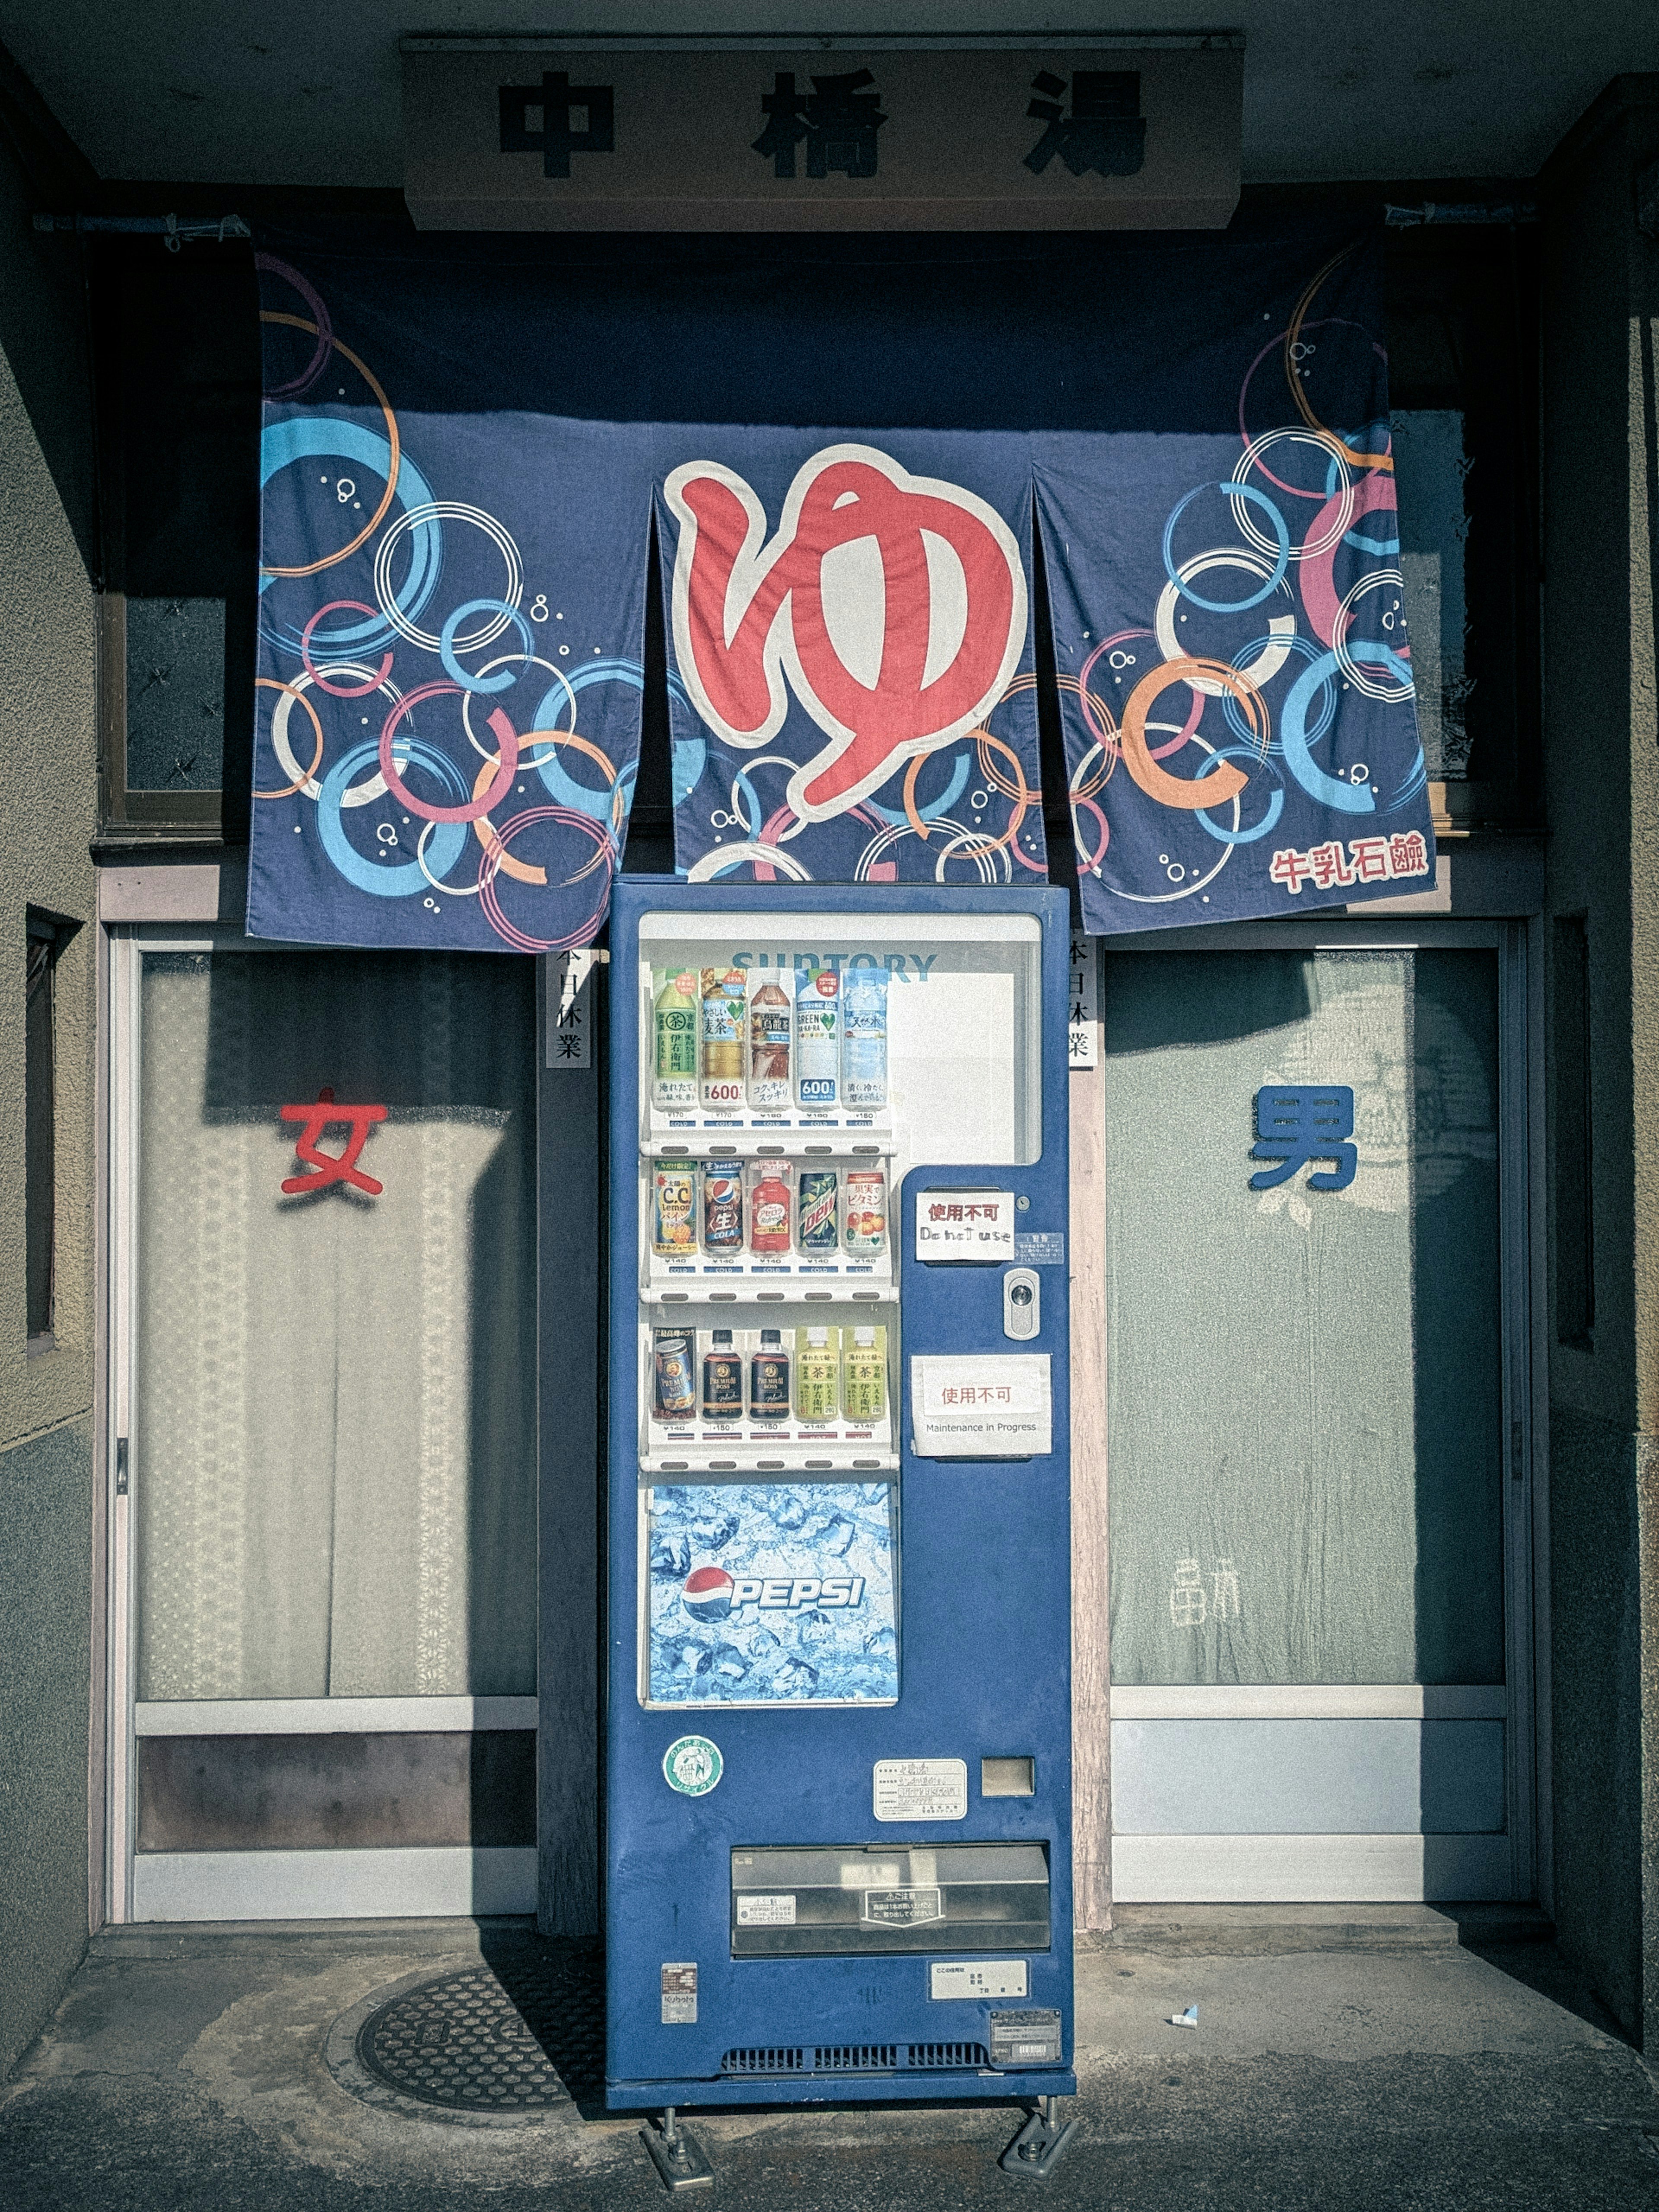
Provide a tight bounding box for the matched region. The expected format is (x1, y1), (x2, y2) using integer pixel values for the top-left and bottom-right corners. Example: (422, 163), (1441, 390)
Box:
(93, 240), (261, 840)
(25, 915), (61, 1351)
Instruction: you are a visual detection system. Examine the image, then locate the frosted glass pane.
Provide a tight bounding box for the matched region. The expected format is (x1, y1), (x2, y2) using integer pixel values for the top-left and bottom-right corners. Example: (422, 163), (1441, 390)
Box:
(1104, 949), (1503, 1686)
(135, 950), (536, 1700)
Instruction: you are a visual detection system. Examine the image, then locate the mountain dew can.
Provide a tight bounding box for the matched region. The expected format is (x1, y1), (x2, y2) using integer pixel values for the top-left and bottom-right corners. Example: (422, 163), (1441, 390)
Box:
(798, 1168), (840, 1254)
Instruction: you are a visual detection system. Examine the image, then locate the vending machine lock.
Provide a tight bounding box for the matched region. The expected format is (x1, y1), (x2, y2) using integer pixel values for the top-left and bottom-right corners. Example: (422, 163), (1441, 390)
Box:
(1002, 1267), (1041, 1341)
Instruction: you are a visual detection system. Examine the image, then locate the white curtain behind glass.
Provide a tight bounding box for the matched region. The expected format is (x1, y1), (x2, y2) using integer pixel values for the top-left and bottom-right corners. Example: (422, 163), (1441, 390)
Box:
(136, 950), (536, 1699)
(1103, 949), (1504, 1687)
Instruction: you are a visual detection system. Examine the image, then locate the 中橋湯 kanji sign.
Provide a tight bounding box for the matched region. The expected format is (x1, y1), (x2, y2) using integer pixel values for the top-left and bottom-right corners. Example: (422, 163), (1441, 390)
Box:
(402, 40), (1242, 231)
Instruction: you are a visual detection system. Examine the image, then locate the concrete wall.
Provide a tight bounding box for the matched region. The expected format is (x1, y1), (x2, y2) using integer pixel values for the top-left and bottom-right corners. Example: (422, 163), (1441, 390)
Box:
(1538, 76), (1659, 2047)
(0, 114), (99, 2073)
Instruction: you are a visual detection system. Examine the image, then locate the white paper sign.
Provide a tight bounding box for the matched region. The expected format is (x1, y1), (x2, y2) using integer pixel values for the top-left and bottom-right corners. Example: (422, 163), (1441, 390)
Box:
(914, 1189), (1016, 1262)
(1068, 930), (1099, 1070)
(735, 1894), (797, 1926)
(930, 1960), (1029, 2000)
(545, 946), (601, 1068)
(873, 1757), (968, 1822)
(912, 1354), (1052, 1458)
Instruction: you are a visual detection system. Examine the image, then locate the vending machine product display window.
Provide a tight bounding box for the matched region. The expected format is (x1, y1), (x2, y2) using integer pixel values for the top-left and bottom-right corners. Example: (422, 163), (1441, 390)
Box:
(607, 884), (1072, 2116)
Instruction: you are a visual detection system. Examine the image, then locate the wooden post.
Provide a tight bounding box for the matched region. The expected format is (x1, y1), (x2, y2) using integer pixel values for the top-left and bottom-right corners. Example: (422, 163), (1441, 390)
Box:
(1069, 938), (1111, 1930)
(537, 950), (604, 1938)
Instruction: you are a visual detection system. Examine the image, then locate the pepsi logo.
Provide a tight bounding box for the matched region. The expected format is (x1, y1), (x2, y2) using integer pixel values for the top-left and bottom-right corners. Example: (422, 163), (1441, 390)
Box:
(681, 1566), (736, 1623)
(680, 1567), (866, 1618)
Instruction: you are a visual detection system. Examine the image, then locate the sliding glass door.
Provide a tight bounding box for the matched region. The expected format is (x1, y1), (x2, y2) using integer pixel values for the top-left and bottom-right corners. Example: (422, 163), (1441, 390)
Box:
(108, 931), (538, 1919)
(1101, 922), (1534, 1901)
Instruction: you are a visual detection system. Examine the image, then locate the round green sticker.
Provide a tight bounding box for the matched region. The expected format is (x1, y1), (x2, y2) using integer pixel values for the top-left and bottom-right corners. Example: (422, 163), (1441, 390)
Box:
(663, 1735), (723, 1797)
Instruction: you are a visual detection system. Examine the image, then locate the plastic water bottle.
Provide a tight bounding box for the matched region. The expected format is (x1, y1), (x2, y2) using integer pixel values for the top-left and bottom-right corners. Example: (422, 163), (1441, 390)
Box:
(840, 970), (889, 1110)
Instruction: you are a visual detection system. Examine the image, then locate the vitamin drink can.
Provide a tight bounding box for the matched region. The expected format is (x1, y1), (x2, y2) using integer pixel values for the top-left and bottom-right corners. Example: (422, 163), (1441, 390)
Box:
(747, 976), (792, 1110)
(795, 968), (840, 1108)
(699, 969), (747, 1109)
(701, 1328), (744, 1423)
(651, 969), (699, 1110)
(843, 1166), (888, 1258)
(840, 970), (889, 1110)
(653, 1329), (696, 1420)
(701, 1161), (744, 1253)
(749, 1328), (791, 1422)
(797, 1167), (840, 1254)
(749, 1160), (792, 1254)
(652, 1163), (696, 1256)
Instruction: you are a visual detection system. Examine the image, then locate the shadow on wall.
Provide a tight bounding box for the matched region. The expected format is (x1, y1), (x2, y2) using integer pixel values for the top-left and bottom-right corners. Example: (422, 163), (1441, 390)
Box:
(0, 112), (98, 581)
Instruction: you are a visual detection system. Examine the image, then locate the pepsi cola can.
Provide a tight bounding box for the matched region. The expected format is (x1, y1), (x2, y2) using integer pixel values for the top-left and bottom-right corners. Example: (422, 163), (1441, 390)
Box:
(701, 1160), (744, 1252)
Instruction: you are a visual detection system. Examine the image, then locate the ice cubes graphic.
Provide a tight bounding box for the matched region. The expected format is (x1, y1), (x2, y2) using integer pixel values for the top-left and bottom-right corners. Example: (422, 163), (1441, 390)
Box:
(798, 1510), (859, 1556)
(646, 1483), (898, 1706)
(650, 1529), (691, 1579)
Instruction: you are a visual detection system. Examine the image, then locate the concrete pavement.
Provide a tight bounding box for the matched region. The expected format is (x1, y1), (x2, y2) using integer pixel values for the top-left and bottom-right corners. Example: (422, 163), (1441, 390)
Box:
(2, 1914), (1655, 2210)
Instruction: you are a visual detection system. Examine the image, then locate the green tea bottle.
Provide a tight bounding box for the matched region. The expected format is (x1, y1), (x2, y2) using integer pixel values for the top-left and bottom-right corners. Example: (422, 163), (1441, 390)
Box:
(652, 969), (698, 1109)
(795, 1326), (840, 1425)
(841, 1325), (887, 1424)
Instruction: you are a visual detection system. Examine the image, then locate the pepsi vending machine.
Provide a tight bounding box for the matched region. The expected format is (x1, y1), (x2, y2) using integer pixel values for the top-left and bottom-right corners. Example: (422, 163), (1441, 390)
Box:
(606, 880), (1074, 2178)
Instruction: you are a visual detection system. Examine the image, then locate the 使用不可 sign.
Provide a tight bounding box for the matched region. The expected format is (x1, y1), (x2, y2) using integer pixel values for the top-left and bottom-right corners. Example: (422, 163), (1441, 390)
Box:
(911, 1354), (1052, 1458)
(915, 1189), (1016, 1262)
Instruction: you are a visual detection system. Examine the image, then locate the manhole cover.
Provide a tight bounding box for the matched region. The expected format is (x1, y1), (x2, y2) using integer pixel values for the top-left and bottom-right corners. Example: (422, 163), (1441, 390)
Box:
(352, 1954), (604, 2113)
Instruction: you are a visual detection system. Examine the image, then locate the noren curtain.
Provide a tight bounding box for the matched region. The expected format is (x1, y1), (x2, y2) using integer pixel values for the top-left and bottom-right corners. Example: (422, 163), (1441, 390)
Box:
(134, 948), (536, 1700)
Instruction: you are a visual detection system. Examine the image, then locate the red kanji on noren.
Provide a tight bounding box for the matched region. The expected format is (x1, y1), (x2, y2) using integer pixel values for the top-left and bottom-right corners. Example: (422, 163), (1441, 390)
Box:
(280, 1086), (388, 1197)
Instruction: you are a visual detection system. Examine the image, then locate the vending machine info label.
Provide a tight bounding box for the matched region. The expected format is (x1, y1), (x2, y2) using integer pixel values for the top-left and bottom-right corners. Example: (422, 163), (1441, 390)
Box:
(862, 1885), (942, 1926)
(660, 1962), (697, 2024)
(873, 1757), (968, 1822)
(930, 1960), (1030, 2001)
(735, 1894), (797, 1926)
(911, 1354), (1052, 1458)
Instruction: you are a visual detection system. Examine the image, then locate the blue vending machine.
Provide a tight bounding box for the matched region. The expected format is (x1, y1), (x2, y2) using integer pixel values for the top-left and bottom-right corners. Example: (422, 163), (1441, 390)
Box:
(606, 880), (1074, 2181)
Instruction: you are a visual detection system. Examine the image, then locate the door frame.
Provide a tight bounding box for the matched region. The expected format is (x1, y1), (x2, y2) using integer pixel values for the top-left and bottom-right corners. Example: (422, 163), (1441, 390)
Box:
(102, 922), (540, 1922)
(1095, 914), (1541, 1904)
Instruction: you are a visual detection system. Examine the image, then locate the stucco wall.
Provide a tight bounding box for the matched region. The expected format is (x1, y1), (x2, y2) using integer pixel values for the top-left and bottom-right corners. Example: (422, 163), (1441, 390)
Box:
(1539, 76), (1659, 2046)
(0, 115), (99, 2074)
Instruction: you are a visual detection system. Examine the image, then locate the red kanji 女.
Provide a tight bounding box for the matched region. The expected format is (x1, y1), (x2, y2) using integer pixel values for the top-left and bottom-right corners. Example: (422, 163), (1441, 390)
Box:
(279, 1087), (388, 1197)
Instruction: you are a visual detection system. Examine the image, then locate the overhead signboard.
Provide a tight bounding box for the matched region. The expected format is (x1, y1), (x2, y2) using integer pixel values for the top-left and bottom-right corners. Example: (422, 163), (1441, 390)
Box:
(401, 35), (1243, 230)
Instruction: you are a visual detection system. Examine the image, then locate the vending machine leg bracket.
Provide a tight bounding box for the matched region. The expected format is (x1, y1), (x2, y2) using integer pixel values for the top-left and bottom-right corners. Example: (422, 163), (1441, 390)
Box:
(998, 2096), (1079, 2180)
(641, 2106), (716, 2193)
